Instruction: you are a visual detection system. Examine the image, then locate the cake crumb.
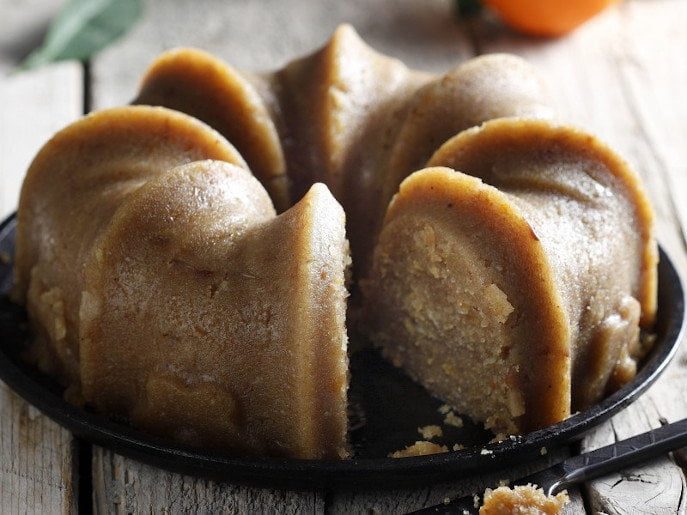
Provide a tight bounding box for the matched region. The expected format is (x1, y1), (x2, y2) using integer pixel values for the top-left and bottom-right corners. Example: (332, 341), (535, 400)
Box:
(540, 446), (547, 455)
(442, 497), (451, 505)
(438, 404), (452, 414)
(498, 479), (510, 487)
(480, 448), (493, 455)
(479, 484), (569, 514)
(490, 433), (509, 443)
(418, 424), (443, 440)
(388, 441), (448, 458)
(27, 405), (42, 421)
(483, 283), (514, 323)
(444, 411), (464, 427)
(452, 443), (465, 451)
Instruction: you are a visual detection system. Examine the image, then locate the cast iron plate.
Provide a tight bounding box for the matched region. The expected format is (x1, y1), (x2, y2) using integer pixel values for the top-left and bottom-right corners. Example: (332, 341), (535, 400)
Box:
(0, 213), (683, 490)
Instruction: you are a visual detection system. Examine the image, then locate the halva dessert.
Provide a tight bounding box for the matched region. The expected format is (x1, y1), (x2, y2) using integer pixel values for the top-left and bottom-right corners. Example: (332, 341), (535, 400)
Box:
(12, 25), (656, 457)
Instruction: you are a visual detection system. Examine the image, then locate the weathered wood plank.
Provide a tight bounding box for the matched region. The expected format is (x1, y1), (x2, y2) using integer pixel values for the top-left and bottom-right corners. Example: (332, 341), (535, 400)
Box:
(0, 2), (84, 513)
(0, 388), (77, 514)
(583, 402), (687, 515)
(0, 63), (83, 220)
(474, 0), (687, 513)
(92, 448), (325, 514)
(91, 0), (472, 108)
(576, 1), (687, 510)
(472, 0), (687, 266)
(612, 0), (687, 257)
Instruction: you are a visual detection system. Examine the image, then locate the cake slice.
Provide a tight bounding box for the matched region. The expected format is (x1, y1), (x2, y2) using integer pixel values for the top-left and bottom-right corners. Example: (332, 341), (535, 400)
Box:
(362, 118), (656, 434)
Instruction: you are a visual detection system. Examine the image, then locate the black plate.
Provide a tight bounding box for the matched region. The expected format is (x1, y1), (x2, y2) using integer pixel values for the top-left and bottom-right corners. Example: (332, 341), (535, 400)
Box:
(0, 213), (683, 490)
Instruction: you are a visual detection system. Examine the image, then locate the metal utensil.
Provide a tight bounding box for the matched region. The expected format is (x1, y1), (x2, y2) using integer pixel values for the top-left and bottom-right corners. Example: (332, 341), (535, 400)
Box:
(411, 417), (687, 514)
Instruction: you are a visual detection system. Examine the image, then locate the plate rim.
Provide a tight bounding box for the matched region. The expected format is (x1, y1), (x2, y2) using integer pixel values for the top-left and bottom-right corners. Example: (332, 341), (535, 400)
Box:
(0, 212), (684, 490)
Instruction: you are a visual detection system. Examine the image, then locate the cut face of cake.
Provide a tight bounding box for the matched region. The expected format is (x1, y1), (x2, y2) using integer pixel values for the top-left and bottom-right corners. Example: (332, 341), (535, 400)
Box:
(362, 118), (656, 434)
(14, 106), (350, 459)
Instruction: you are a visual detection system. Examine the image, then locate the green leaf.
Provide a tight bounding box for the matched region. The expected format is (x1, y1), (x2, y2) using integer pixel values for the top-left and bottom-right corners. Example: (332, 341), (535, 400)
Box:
(18, 0), (143, 71)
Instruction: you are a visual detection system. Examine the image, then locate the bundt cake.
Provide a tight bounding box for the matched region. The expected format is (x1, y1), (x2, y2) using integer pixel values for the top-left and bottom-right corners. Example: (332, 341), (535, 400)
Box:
(12, 25), (656, 457)
(133, 24), (555, 277)
(362, 118), (656, 434)
(14, 106), (350, 459)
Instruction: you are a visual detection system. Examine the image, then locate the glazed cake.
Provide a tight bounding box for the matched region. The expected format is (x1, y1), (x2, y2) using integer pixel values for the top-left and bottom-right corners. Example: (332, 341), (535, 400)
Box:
(14, 107), (350, 459)
(13, 25), (656, 456)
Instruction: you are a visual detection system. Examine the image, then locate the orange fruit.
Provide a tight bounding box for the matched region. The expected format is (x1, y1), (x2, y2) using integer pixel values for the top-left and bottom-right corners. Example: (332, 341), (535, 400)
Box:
(482, 0), (620, 37)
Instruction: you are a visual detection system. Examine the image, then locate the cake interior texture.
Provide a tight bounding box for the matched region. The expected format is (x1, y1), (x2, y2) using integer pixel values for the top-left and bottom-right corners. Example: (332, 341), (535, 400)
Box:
(12, 25), (656, 457)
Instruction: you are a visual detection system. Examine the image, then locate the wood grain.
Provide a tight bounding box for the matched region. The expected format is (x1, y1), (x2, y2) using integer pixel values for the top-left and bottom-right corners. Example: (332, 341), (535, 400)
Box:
(0, 1), (84, 512)
(0, 15), (82, 515)
(0, 388), (76, 514)
(0, 63), (83, 220)
(583, 402), (687, 515)
(92, 448), (324, 514)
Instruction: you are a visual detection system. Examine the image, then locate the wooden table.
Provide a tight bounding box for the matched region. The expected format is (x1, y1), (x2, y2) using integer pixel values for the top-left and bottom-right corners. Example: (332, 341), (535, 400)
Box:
(2, 0), (687, 512)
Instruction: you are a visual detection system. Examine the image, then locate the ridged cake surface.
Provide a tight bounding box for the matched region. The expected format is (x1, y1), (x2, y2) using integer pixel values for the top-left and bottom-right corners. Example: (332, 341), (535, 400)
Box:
(13, 25), (656, 455)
